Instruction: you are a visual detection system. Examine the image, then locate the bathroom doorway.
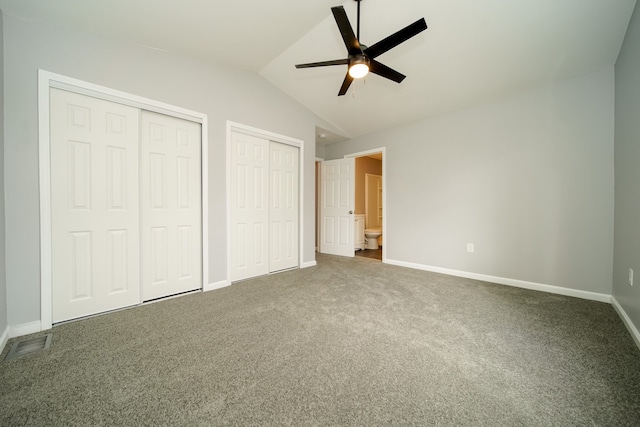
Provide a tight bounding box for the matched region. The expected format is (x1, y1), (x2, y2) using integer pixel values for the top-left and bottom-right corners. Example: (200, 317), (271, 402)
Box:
(352, 150), (384, 262)
(315, 147), (386, 262)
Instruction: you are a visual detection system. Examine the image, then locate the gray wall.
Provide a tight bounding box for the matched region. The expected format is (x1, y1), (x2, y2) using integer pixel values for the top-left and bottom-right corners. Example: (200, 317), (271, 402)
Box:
(613, 3), (640, 334)
(0, 9), (7, 339)
(315, 143), (326, 160)
(3, 15), (331, 327)
(326, 68), (615, 295)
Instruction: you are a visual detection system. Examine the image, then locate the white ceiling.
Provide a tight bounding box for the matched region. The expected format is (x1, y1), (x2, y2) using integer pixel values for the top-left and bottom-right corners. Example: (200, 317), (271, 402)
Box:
(0, 0), (636, 140)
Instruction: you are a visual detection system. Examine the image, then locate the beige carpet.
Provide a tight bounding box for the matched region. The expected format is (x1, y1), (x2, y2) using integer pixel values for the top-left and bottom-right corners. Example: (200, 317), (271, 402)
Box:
(2, 254), (640, 426)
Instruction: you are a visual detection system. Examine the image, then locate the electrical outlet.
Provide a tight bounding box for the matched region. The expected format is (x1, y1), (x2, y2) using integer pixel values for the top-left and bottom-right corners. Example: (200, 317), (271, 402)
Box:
(630, 268), (634, 287)
(467, 243), (474, 253)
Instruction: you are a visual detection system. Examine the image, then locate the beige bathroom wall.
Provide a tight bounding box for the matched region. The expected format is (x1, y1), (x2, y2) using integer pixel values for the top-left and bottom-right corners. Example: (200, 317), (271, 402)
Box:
(355, 157), (382, 215)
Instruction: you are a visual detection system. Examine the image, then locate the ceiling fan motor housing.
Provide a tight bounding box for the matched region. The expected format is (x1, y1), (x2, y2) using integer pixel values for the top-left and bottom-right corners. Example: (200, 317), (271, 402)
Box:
(350, 54), (370, 68)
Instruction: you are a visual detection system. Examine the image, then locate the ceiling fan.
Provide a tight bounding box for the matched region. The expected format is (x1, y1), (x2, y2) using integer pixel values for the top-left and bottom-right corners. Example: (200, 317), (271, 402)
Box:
(295, 0), (427, 96)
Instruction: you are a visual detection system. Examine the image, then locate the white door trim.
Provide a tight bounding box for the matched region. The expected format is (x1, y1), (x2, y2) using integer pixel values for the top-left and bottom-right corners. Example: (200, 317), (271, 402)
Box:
(38, 69), (209, 330)
(344, 147), (386, 262)
(226, 121), (304, 284)
(315, 158), (324, 252)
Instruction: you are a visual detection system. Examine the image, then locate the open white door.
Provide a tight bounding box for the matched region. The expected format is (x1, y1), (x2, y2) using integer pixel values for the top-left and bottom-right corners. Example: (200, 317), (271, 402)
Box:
(320, 158), (355, 257)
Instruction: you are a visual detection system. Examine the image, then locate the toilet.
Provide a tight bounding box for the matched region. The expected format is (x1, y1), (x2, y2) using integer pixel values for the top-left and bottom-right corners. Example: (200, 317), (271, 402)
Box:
(364, 228), (382, 250)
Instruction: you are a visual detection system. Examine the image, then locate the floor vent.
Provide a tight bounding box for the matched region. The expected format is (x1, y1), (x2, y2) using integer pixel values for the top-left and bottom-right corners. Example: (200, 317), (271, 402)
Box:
(5, 334), (53, 361)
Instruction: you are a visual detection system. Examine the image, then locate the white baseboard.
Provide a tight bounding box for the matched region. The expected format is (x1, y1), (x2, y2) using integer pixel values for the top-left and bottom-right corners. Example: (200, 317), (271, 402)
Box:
(204, 280), (231, 292)
(301, 260), (317, 269)
(9, 320), (43, 338)
(384, 259), (611, 303)
(0, 325), (9, 353)
(611, 296), (640, 351)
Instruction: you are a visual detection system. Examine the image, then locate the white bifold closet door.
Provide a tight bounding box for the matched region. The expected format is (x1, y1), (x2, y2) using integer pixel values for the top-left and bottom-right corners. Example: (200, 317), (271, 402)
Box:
(51, 88), (141, 322)
(51, 89), (202, 323)
(269, 141), (299, 273)
(140, 111), (202, 301)
(230, 133), (269, 281)
(230, 132), (299, 282)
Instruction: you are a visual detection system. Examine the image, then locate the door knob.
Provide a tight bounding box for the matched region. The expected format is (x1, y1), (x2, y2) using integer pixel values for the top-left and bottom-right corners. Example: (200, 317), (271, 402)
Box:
(349, 210), (353, 214)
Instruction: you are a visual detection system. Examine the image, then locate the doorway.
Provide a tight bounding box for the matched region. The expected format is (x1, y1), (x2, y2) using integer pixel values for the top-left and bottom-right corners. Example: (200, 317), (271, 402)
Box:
(316, 148), (386, 262)
(355, 153), (383, 261)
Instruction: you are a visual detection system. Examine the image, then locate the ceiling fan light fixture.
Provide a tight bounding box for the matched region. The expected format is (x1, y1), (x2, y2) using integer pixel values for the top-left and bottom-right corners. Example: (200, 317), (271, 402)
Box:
(349, 55), (370, 79)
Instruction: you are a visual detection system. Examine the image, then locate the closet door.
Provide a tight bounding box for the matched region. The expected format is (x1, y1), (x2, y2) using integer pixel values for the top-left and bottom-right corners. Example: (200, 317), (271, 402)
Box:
(269, 141), (299, 272)
(230, 132), (269, 281)
(51, 88), (141, 323)
(140, 111), (202, 301)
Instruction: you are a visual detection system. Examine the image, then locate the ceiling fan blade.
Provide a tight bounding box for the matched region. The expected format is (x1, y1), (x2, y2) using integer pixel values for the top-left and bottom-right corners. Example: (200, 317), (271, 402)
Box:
(338, 73), (354, 96)
(369, 60), (406, 83)
(295, 59), (349, 69)
(331, 6), (361, 55)
(364, 18), (427, 59)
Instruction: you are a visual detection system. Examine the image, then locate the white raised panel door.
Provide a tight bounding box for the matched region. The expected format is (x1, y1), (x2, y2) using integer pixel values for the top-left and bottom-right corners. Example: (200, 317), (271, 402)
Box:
(320, 158), (355, 257)
(51, 88), (141, 323)
(230, 132), (269, 281)
(269, 141), (299, 272)
(140, 111), (202, 301)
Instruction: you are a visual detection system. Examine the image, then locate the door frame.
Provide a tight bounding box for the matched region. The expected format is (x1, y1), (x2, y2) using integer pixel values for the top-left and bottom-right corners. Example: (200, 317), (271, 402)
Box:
(226, 121), (305, 284)
(38, 70), (209, 330)
(315, 157), (324, 252)
(345, 147), (387, 262)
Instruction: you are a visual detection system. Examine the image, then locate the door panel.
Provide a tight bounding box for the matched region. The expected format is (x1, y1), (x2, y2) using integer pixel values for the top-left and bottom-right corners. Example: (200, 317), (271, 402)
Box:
(230, 132), (269, 281)
(320, 158), (355, 257)
(141, 111), (202, 301)
(51, 88), (141, 323)
(269, 141), (299, 272)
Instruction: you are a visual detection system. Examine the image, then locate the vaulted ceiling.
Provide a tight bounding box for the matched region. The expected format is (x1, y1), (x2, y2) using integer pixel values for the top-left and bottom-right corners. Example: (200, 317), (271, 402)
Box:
(0, 0), (636, 139)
